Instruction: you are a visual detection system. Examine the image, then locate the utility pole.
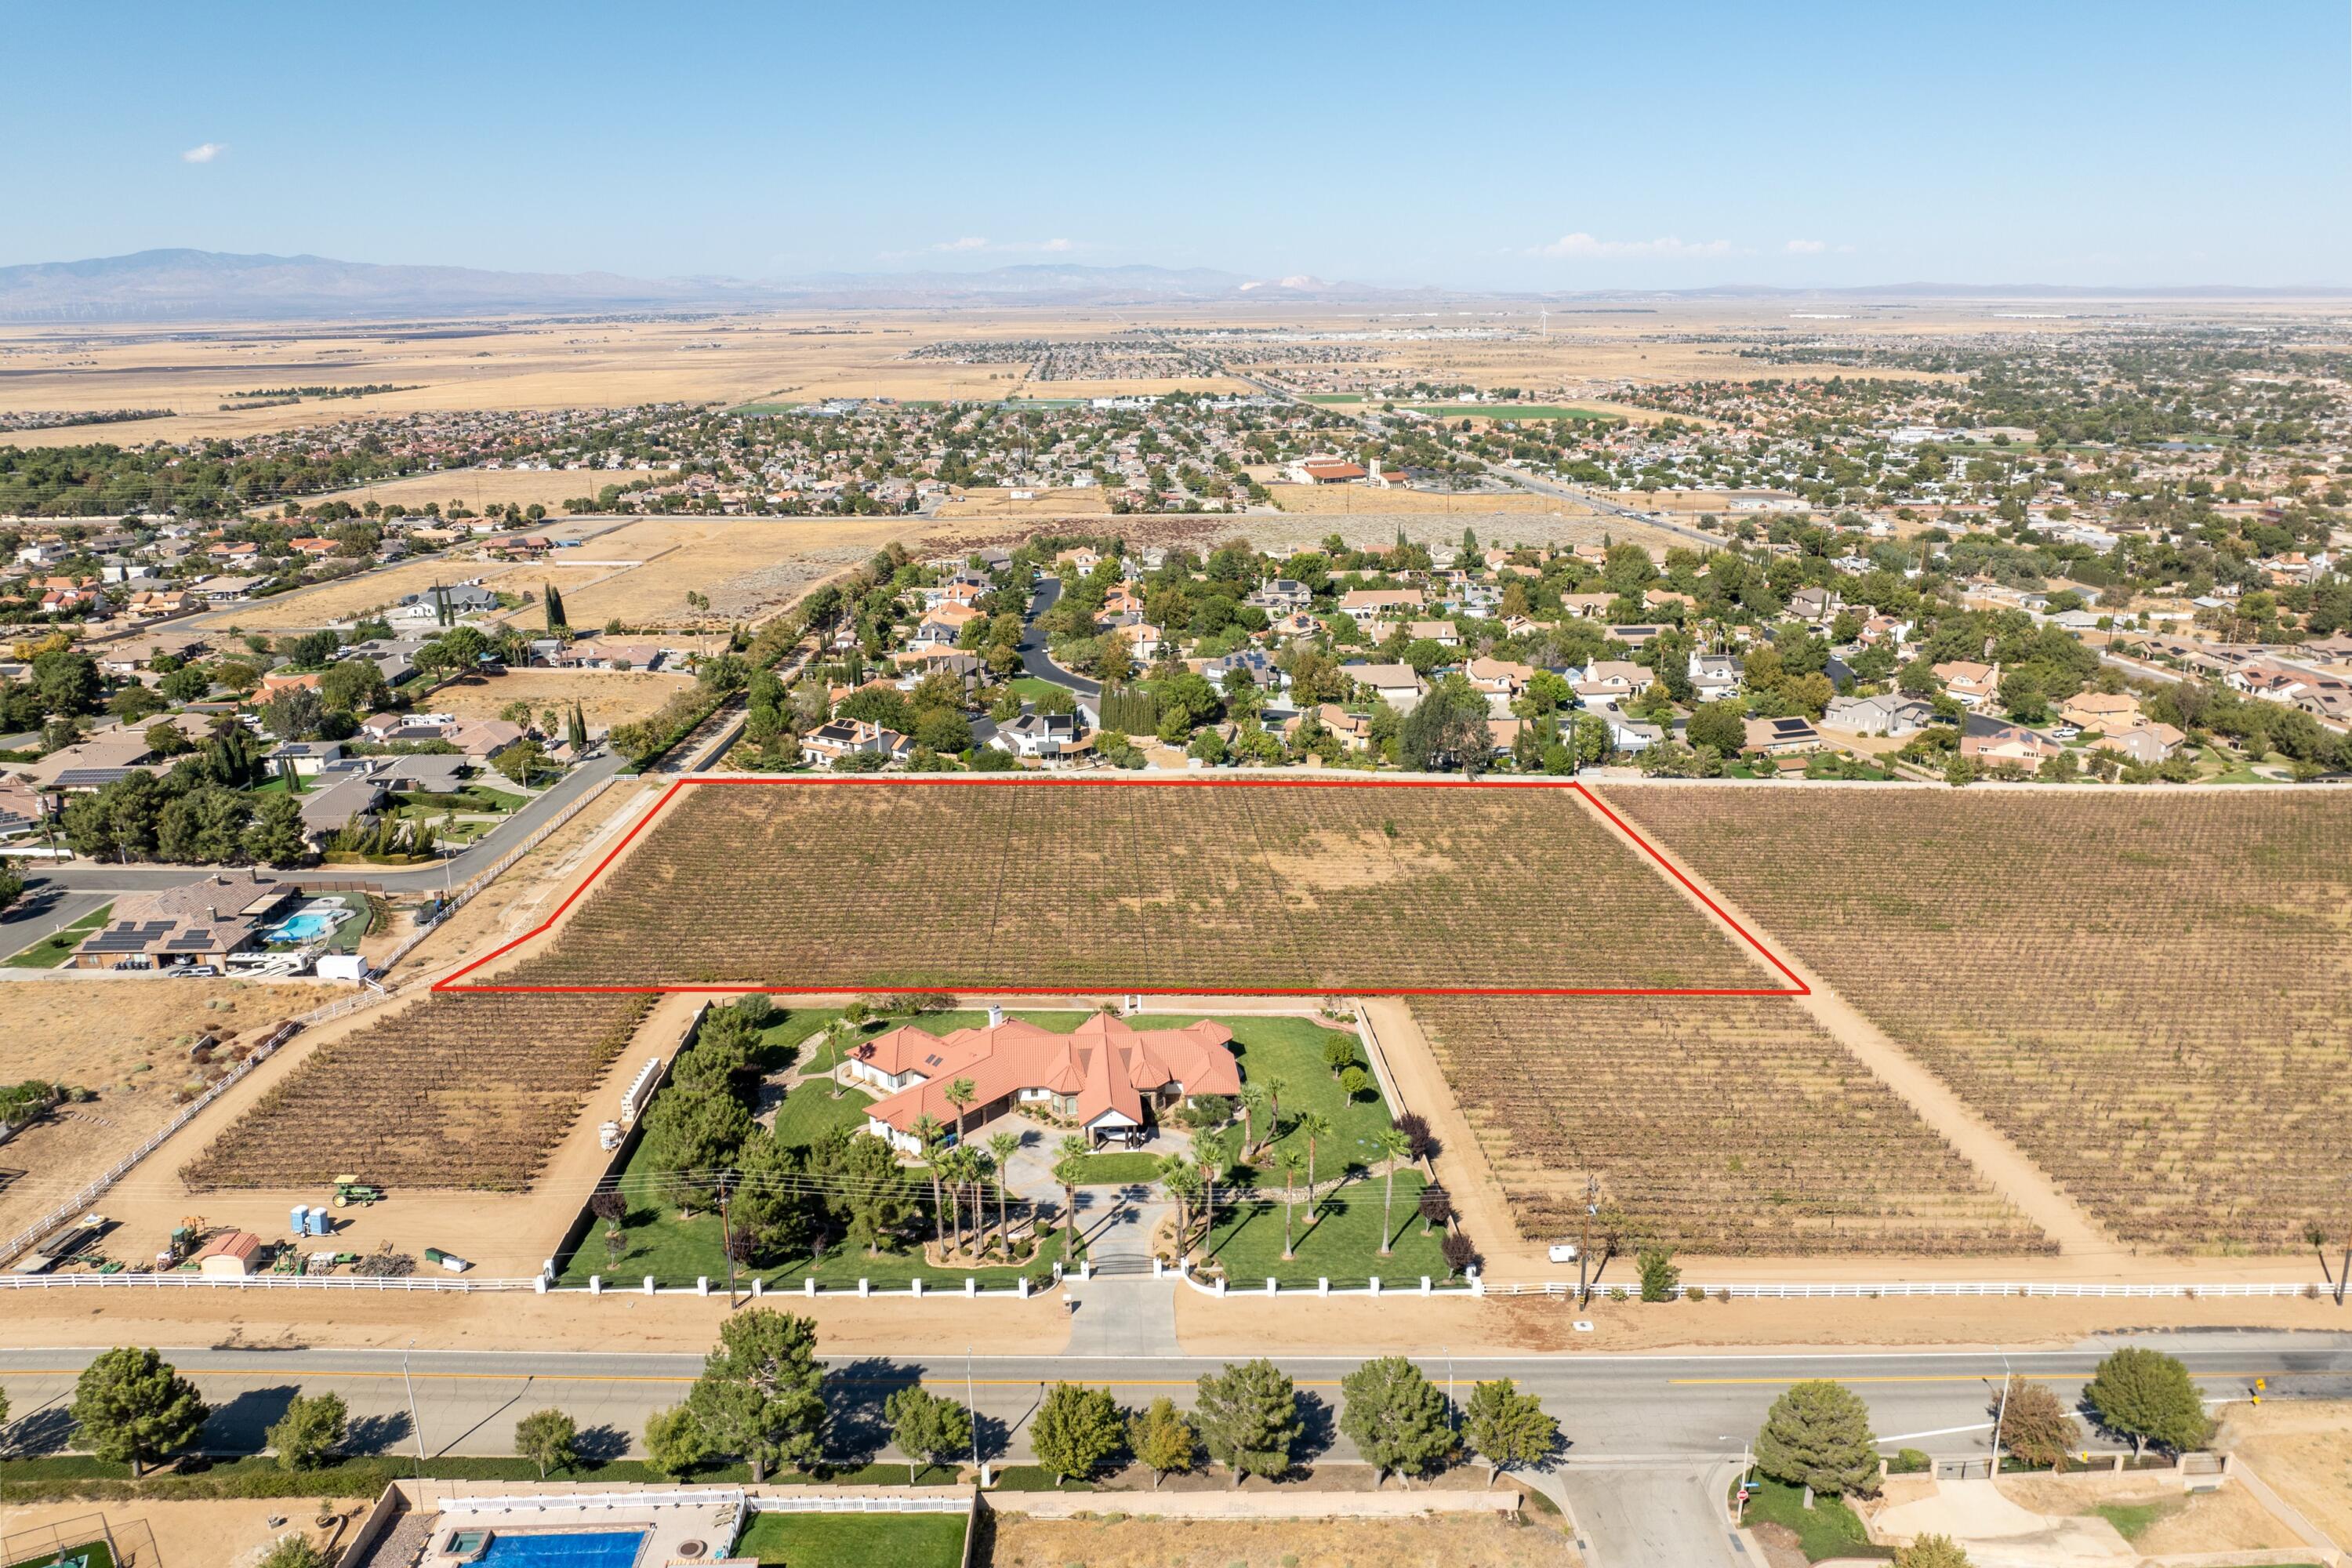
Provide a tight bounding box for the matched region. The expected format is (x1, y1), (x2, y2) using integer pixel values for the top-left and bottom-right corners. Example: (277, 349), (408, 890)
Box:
(402, 1338), (425, 1479)
(1991, 1348), (2012, 1474)
(716, 1174), (738, 1307)
(1577, 1174), (1597, 1308)
(967, 1345), (983, 1486)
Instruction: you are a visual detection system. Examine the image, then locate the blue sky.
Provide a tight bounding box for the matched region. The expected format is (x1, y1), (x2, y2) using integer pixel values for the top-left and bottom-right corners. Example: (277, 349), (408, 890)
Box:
(5, 1), (2347, 289)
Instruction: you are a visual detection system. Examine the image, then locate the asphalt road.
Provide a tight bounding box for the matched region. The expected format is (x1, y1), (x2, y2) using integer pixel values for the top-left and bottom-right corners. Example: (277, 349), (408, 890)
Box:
(1561, 1461), (1741, 1568)
(14, 747), (630, 903)
(1015, 577), (1100, 699)
(0, 1335), (2339, 1472)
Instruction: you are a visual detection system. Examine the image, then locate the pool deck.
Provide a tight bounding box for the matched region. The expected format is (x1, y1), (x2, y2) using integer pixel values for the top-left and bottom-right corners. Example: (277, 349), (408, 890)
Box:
(429, 1491), (745, 1568)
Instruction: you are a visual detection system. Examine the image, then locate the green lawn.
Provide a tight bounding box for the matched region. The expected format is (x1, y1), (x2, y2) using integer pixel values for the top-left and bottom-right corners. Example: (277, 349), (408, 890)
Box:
(5, 903), (111, 968)
(1071, 1151), (1162, 1185)
(1202, 1169), (1451, 1287)
(732, 1510), (968, 1568)
(771, 1080), (875, 1150)
(2092, 1499), (2182, 1541)
(1212, 1014), (1394, 1181)
(1007, 675), (1065, 703)
(1737, 1479), (1890, 1562)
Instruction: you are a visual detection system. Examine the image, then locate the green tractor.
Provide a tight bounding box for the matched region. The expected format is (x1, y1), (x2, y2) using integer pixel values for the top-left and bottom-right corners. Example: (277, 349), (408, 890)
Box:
(331, 1175), (384, 1208)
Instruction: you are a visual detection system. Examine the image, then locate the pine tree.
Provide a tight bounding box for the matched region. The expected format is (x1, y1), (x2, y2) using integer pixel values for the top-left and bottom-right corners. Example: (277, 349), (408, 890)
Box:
(683, 1309), (827, 1482)
(1755, 1380), (1880, 1501)
(70, 1347), (209, 1476)
(1195, 1359), (1302, 1486)
(1031, 1383), (1123, 1483)
(544, 583), (568, 632)
(1338, 1356), (1455, 1486)
(1462, 1378), (1558, 1483)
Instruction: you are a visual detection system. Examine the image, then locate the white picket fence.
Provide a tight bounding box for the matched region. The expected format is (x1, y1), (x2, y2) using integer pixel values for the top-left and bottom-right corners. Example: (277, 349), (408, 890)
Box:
(0, 1271), (540, 1292)
(1477, 1279), (2325, 1301)
(0, 1015), (312, 1268)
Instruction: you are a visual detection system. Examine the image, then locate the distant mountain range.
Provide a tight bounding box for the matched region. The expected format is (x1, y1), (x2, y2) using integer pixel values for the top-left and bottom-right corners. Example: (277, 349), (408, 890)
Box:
(0, 249), (2342, 321)
(0, 250), (1391, 321)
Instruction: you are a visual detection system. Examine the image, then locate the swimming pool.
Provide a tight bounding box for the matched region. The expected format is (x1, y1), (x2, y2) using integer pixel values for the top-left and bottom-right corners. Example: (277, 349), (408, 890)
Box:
(474, 1530), (648, 1568)
(265, 911), (337, 943)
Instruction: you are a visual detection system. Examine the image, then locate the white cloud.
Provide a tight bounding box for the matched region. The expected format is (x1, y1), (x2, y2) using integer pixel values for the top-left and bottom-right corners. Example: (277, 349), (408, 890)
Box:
(937, 236), (989, 252)
(1536, 232), (1737, 260)
(1040, 238), (1073, 252)
(1784, 238), (1827, 254)
(181, 142), (224, 164)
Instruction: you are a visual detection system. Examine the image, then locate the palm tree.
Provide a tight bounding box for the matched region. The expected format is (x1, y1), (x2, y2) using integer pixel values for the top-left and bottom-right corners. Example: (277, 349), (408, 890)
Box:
(1372, 1127), (1412, 1258)
(944, 1077), (976, 1145)
(1156, 1151), (1196, 1251)
(1261, 1074), (1289, 1137)
(1053, 1134), (1091, 1269)
(1237, 1084), (1271, 1160)
(1191, 1129), (1226, 1243)
(1277, 1148), (1307, 1262)
(937, 1145), (974, 1256)
(913, 1114), (946, 1250)
(1295, 1111), (1334, 1198)
(986, 1131), (1020, 1249)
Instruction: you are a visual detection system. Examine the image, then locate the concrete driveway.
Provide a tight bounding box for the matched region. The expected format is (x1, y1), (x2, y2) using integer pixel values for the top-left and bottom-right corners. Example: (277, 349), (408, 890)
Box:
(1558, 1463), (1744, 1568)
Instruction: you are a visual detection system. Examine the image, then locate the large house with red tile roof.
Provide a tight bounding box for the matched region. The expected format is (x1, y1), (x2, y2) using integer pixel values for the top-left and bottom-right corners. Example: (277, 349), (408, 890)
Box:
(850, 1010), (1240, 1152)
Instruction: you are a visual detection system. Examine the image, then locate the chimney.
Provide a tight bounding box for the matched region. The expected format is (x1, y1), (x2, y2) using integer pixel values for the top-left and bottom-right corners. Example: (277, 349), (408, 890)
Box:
(205, 907), (219, 923)
(987, 1004), (1004, 1029)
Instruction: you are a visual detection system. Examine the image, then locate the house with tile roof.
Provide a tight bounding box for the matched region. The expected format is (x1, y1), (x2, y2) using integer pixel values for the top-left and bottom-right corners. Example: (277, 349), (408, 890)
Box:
(851, 1010), (1240, 1152)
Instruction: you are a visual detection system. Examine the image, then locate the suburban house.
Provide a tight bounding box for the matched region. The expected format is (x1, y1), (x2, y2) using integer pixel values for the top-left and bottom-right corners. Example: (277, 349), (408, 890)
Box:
(1962, 714), (2062, 772)
(2057, 691), (2143, 731)
(801, 719), (911, 768)
(1247, 579), (1312, 614)
(1337, 588), (1425, 625)
(1283, 703), (1373, 753)
(1406, 619), (1461, 648)
(71, 872), (296, 971)
(1465, 656), (1535, 699)
(1288, 457), (1367, 485)
(993, 710), (1091, 760)
(1574, 660), (1650, 704)
(1789, 586), (1843, 624)
(1824, 692), (1934, 737)
(851, 1009), (1241, 1152)
(2098, 720), (2187, 765)
(1744, 715), (1824, 756)
(1341, 662), (1425, 713)
(1687, 652), (1743, 702)
(1933, 660), (2000, 707)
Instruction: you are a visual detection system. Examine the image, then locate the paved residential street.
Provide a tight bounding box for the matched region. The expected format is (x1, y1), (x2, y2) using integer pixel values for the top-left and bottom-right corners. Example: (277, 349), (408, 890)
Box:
(1016, 577), (1100, 699)
(0, 1334), (2340, 1476)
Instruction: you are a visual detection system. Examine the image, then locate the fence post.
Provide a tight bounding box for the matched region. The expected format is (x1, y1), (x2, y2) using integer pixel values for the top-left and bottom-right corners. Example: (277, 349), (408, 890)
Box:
(1369, 1276), (1381, 1297)
(750, 1276), (764, 1298)
(858, 1278), (871, 1298)
(696, 1276), (710, 1297)
(1265, 1277), (1277, 1295)
(964, 1277), (976, 1298)
(910, 1278), (924, 1298)
(643, 1276), (656, 1295)
(1468, 1267), (1483, 1298)
(1018, 1274), (1029, 1300)
(1420, 1276), (1431, 1296)
(1318, 1277), (1330, 1298)
(1214, 1277), (1227, 1298)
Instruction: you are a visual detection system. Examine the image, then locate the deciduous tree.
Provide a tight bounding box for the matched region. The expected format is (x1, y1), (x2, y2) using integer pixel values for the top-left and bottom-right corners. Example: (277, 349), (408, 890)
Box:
(1031, 1382), (1123, 1483)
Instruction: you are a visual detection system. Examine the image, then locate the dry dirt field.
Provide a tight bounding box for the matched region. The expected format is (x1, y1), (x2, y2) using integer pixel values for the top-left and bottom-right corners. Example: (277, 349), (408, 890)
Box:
(272, 465), (657, 518)
(1992, 1472), (2303, 1555)
(189, 556), (521, 631)
(427, 667), (697, 728)
(2218, 1399), (2352, 1548)
(986, 1510), (1578, 1568)
(934, 485), (1115, 519)
(474, 778), (1774, 993)
(1262, 481), (1570, 516)
(5, 300), (2329, 450)
(0, 1497), (357, 1568)
(1602, 783), (2352, 1254)
(0, 978), (321, 1239)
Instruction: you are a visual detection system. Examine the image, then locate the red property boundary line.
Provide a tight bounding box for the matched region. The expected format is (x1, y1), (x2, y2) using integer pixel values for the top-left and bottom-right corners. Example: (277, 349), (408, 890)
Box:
(433, 775), (1810, 999)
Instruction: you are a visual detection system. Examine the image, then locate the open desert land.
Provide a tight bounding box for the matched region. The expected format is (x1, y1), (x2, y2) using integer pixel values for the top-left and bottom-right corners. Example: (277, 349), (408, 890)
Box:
(256, 463), (666, 519)
(425, 667), (699, 728)
(0, 977), (325, 1240)
(1258, 480), (1577, 515)
(987, 1511), (1580, 1568)
(187, 554), (527, 631)
(931, 485), (1116, 518)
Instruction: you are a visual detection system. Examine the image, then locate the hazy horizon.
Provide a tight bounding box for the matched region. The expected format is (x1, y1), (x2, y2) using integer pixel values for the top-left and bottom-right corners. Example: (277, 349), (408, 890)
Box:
(6, 0), (2349, 292)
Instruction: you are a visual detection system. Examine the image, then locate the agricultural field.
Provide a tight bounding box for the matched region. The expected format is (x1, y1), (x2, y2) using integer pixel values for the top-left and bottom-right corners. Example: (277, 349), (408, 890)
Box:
(1410, 995), (2046, 1255)
(478, 779), (1775, 993)
(1603, 785), (2352, 1251)
(180, 991), (655, 1191)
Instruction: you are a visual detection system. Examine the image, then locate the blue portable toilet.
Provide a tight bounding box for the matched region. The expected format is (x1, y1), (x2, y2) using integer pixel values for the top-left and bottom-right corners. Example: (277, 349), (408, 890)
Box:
(307, 1206), (331, 1236)
(291, 1205), (309, 1236)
